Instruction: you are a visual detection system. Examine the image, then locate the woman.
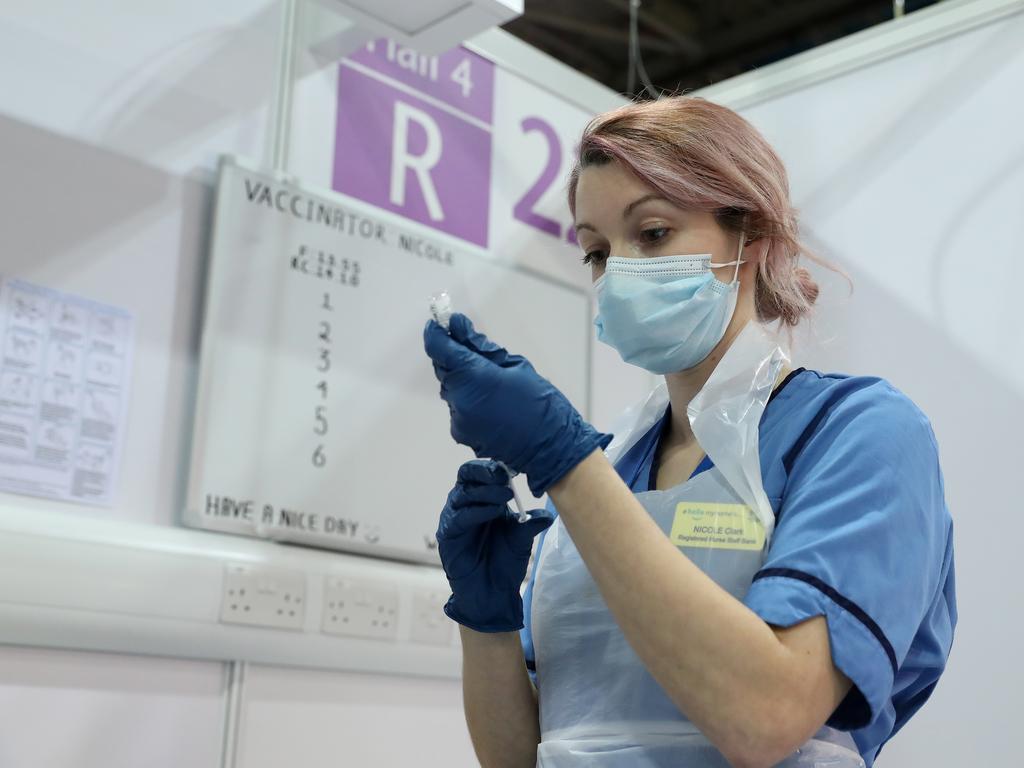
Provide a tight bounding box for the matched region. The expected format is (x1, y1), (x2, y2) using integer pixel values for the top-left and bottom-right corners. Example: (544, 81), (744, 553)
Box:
(423, 96), (956, 768)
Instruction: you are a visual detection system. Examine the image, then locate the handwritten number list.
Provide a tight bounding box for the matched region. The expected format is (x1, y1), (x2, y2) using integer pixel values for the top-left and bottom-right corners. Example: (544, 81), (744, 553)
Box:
(289, 244), (361, 470)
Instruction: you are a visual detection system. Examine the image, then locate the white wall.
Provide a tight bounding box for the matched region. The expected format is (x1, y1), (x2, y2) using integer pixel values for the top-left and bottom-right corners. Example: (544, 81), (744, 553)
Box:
(0, 0), (276, 528)
(0, 2), (640, 766)
(702, 2), (1023, 763)
(0, 2), (278, 765)
(0, 646), (226, 768)
(235, 664), (476, 766)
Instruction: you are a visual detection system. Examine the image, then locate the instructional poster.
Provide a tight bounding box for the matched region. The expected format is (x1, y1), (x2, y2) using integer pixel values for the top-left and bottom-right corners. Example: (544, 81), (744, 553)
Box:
(0, 278), (134, 506)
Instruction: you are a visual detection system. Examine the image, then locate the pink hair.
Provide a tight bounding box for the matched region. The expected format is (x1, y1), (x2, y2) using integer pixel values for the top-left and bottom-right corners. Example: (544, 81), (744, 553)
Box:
(567, 96), (835, 327)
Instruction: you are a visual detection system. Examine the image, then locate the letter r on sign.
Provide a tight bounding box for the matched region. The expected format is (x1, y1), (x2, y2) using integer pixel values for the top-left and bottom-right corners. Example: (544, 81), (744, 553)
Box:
(390, 101), (445, 222)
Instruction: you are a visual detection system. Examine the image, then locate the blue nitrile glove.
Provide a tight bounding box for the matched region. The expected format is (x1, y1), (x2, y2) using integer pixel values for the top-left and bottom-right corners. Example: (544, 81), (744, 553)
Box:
(423, 313), (612, 496)
(438, 460), (555, 633)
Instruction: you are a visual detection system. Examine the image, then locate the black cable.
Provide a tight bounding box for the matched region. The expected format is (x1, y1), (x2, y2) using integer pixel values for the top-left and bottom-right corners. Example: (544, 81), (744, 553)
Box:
(629, 0), (662, 99)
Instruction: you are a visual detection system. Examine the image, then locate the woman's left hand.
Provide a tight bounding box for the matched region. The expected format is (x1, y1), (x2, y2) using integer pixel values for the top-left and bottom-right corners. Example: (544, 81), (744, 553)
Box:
(423, 313), (611, 496)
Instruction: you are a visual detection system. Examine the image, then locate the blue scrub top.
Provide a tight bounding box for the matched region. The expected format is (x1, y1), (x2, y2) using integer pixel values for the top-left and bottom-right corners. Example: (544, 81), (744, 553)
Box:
(520, 369), (957, 767)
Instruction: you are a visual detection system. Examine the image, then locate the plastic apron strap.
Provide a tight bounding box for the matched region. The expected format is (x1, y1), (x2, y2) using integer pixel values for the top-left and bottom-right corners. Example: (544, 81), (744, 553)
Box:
(687, 321), (788, 542)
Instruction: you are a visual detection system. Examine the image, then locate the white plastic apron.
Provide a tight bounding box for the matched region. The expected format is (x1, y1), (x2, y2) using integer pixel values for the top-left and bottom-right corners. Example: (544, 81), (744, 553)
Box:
(530, 323), (866, 767)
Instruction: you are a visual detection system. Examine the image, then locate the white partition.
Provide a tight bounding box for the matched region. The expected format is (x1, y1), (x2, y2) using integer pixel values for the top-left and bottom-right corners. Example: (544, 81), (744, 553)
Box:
(0, 0), (632, 632)
(0, 0), (276, 528)
(0, 2), (640, 766)
(700, 1), (1024, 764)
(0, 646), (226, 768)
(0, 4), (278, 765)
(235, 664), (476, 766)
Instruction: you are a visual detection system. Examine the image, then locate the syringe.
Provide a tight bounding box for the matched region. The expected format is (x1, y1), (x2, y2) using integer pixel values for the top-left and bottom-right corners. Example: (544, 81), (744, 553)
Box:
(429, 291), (528, 523)
(495, 462), (529, 524)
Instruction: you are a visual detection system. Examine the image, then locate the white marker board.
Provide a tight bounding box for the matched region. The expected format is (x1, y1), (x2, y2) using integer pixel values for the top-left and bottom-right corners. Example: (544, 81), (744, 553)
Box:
(184, 157), (590, 564)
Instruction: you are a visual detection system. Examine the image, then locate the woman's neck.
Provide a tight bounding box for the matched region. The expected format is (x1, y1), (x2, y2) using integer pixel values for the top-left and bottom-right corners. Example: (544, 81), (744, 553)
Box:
(662, 362), (718, 449)
(661, 321), (790, 449)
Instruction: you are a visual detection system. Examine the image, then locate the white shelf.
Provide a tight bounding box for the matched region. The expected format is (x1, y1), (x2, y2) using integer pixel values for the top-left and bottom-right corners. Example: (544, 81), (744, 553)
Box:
(0, 503), (460, 677)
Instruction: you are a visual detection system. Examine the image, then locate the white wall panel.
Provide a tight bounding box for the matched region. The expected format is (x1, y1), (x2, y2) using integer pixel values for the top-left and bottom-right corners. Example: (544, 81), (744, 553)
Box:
(716, 4), (1024, 764)
(0, 0), (276, 176)
(0, 4), (640, 765)
(1, 116), (214, 527)
(0, 645), (226, 768)
(235, 663), (476, 767)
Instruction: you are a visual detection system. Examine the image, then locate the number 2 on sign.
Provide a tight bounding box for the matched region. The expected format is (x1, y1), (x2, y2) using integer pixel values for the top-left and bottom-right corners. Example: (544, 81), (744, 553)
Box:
(512, 116), (578, 245)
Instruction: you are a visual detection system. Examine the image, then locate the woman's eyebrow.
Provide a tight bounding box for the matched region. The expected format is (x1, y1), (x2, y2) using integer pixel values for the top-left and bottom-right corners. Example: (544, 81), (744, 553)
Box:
(622, 193), (668, 218)
(574, 193), (669, 234)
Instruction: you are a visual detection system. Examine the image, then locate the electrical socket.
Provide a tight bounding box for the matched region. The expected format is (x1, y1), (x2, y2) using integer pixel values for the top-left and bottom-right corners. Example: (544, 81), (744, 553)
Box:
(220, 563), (306, 631)
(321, 577), (399, 641)
(409, 590), (453, 646)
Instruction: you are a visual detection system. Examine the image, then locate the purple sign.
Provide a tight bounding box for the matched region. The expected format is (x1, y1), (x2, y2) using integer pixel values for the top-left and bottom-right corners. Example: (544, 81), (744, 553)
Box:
(347, 39), (494, 124)
(333, 41), (496, 248)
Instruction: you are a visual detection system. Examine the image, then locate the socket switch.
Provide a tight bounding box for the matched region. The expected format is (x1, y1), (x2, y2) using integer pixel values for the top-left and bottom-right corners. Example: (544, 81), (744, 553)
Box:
(220, 563), (306, 631)
(322, 577), (399, 641)
(410, 590), (453, 646)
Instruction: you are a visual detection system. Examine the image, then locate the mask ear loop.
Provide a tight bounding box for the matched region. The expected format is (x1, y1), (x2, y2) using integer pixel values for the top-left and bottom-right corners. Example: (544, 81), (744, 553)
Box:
(708, 228), (747, 285)
(731, 229), (745, 286)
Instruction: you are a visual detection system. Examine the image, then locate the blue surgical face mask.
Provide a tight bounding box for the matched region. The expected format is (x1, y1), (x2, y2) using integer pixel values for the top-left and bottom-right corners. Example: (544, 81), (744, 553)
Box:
(593, 237), (745, 374)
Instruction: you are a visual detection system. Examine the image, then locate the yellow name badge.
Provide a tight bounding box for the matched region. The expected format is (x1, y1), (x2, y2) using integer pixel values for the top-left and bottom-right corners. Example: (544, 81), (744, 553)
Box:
(669, 502), (766, 551)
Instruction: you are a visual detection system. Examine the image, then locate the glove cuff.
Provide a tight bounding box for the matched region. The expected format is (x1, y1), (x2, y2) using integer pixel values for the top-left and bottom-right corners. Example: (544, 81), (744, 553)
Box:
(526, 418), (613, 496)
(443, 592), (525, 634)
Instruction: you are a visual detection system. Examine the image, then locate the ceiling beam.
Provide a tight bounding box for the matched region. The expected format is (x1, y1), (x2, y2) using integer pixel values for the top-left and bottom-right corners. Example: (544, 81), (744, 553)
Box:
(647, 0), (885, 85)
(596, 0), (703, 58)
(510, 18), (621, 85)
(703, 0), (878, 62)
(525, 9), (680, 54)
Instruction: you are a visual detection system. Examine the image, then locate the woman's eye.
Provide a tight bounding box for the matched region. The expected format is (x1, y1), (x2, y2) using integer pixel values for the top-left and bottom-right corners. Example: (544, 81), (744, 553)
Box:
(582, 250), (607, 265)
(639, 227), (669, 244)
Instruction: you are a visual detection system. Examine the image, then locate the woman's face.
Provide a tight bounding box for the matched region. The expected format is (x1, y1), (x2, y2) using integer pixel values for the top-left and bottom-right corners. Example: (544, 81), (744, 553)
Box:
(572, 161), (759, 295)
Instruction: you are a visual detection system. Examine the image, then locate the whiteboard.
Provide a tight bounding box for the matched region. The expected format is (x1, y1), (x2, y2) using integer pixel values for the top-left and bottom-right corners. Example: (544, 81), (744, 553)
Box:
(184, 157), (590, 564)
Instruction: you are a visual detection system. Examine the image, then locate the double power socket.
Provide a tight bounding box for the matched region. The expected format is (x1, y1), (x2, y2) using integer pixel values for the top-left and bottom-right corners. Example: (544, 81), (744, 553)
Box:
(219, 564), (452, 646)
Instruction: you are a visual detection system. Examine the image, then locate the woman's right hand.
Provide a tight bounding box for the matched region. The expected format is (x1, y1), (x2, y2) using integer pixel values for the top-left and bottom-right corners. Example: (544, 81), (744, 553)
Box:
(437, 460), (554, 633)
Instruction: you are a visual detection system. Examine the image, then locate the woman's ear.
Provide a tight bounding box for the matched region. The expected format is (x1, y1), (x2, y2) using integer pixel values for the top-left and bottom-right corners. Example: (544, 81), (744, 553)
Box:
(737, 237), (766, 285)
(744, 236), (770, 264)
(745, 236), (770, 257)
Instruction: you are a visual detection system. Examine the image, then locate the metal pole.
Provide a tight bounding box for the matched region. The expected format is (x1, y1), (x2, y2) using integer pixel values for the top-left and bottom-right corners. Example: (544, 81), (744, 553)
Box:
(271, 0), (299, 173)
(220, 661), (246, 768)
